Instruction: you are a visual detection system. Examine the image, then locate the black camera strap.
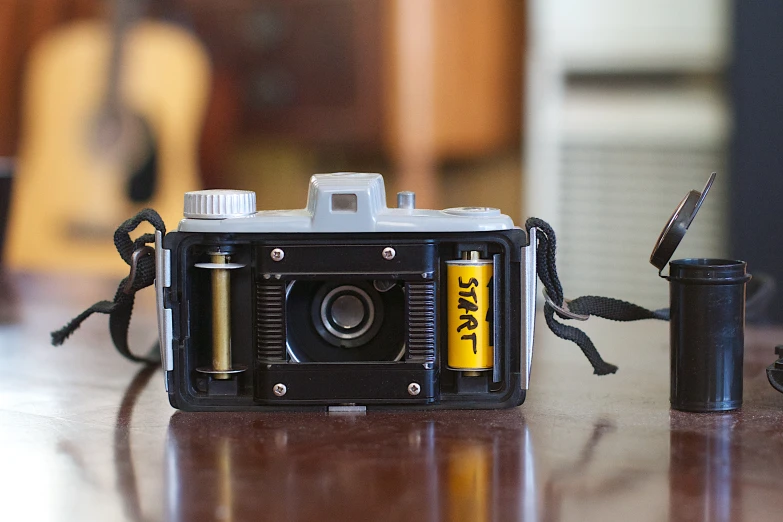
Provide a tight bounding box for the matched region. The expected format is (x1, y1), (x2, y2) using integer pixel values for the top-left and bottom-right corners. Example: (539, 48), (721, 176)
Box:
(51, 209), (165, 365)
(525, 218), (668, 375)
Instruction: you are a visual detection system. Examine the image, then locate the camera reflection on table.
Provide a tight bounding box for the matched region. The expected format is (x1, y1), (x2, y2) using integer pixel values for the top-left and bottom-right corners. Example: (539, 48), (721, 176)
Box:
(106, 366), (751, 522)
(163, 410), (536, 522)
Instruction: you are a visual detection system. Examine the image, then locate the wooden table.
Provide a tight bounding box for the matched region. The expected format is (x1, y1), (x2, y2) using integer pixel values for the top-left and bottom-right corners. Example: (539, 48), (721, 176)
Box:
(1, 271), (782, 521)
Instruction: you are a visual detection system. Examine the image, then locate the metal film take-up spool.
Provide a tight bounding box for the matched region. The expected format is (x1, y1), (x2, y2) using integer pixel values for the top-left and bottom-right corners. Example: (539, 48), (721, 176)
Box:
(194, 250), (246, 380)
(184, 190), (256, 386)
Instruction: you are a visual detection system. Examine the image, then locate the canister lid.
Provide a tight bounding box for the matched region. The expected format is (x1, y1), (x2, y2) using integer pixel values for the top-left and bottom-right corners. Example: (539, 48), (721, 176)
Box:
(649, 172), (716, 272)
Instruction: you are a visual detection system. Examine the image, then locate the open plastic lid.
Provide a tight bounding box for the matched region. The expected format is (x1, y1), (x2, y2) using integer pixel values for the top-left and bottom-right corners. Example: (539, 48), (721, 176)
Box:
(649, 172), (717, 273)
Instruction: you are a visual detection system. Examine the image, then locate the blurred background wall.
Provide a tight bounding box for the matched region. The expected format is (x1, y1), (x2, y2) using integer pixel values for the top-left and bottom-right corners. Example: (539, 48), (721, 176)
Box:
(0, 1), (781, 320)
(525, 0), (730, 310)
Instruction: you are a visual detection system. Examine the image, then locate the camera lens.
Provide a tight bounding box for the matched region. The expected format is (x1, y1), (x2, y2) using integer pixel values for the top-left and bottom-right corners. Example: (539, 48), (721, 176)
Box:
(331, 295), (364, 328)
(284, 280), (405, 362)
(312, 284), (383, 348)
(320, 286), (375, 340)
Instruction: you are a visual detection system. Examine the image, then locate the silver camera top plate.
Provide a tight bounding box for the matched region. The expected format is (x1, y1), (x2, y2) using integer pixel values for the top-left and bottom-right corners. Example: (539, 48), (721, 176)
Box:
(178, 173), (516, 234)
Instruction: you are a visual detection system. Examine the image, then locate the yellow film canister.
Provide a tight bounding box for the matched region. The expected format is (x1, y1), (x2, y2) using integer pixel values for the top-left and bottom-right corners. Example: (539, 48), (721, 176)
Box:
(446, 255), (493, 371)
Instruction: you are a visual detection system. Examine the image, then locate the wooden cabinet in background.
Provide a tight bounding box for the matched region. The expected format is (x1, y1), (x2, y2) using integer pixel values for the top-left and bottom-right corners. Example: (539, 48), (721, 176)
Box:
(168, 0), (523, 205)
(384, 0), (522, 205)
(173, 0), (385, 147)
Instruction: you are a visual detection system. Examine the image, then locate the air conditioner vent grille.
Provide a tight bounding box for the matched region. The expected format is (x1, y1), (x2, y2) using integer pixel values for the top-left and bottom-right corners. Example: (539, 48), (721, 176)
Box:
(557, 142), (727, 308)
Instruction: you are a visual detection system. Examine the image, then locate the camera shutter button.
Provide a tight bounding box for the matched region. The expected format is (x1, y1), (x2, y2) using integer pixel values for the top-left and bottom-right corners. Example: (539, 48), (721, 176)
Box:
(183, 190), (257, 219)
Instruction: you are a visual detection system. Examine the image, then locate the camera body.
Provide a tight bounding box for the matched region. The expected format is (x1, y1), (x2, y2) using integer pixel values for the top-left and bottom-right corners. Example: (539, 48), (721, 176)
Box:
(155, 173), (536, 411)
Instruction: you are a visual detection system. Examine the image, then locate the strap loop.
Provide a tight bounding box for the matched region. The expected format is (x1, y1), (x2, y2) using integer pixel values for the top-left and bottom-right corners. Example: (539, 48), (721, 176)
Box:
(526, 217), (667, 375)
(543, 289), (589, 321)
(124, 246), (155, 294)
(51, 209), (165, 365)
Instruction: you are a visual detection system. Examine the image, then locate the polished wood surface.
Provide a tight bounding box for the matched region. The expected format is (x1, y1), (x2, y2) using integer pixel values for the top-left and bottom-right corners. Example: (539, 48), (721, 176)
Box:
(1, 271), (783, 521)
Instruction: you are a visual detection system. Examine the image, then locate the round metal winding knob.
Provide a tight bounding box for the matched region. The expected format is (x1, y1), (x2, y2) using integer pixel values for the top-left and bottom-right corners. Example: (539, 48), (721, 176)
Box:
(184, 190), (257, 219)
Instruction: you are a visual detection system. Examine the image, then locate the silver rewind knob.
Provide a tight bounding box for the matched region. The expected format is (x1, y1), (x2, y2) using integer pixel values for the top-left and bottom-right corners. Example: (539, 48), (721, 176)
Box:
(183, 190), (257, 219)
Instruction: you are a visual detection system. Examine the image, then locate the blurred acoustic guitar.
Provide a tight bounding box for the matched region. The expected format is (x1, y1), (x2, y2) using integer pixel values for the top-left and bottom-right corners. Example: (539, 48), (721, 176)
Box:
(7, 0), (210, 276)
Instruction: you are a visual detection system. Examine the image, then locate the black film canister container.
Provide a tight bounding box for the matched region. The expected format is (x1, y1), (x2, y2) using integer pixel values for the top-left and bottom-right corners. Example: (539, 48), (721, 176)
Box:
(668, 259), (751, 412)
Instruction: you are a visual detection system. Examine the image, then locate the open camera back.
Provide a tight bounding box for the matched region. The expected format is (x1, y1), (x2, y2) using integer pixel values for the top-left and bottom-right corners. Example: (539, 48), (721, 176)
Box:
(155, 173), (536, 411)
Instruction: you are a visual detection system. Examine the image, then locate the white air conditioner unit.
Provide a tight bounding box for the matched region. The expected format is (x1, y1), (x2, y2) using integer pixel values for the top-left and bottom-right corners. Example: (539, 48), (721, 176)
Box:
(530, 0), (730, 72)
(524, 0), (730, 308)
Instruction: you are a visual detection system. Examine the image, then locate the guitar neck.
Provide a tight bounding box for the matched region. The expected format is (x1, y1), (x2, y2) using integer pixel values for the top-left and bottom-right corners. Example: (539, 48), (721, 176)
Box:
(103, 0), (150, 116)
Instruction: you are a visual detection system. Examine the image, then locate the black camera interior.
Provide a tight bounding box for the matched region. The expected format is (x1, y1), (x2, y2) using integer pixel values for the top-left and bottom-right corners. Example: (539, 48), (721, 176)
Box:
(286, 280), (405, 362)
(165, 232), (528, 411)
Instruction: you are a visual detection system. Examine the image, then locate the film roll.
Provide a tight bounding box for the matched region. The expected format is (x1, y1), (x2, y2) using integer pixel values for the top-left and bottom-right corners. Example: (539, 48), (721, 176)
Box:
(446, 253), (493, 372)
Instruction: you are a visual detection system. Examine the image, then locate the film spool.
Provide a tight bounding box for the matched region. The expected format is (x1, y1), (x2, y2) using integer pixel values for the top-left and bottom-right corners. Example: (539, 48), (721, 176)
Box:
(195, 250), (246, 380)
(447, 252), (493, 372)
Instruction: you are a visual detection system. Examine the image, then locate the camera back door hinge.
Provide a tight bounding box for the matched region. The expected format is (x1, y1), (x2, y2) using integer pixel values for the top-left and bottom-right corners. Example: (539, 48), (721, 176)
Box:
(521, 227), (537, 390)
(155, 231), (174, 381)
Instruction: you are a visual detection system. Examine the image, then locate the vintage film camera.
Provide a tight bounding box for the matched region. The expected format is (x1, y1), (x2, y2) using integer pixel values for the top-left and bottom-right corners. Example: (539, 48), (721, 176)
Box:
(155, 173), (536, 411)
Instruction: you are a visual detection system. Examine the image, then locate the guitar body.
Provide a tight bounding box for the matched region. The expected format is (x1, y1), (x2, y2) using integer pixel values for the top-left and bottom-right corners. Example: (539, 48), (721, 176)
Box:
(7, 20), (210, 275)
